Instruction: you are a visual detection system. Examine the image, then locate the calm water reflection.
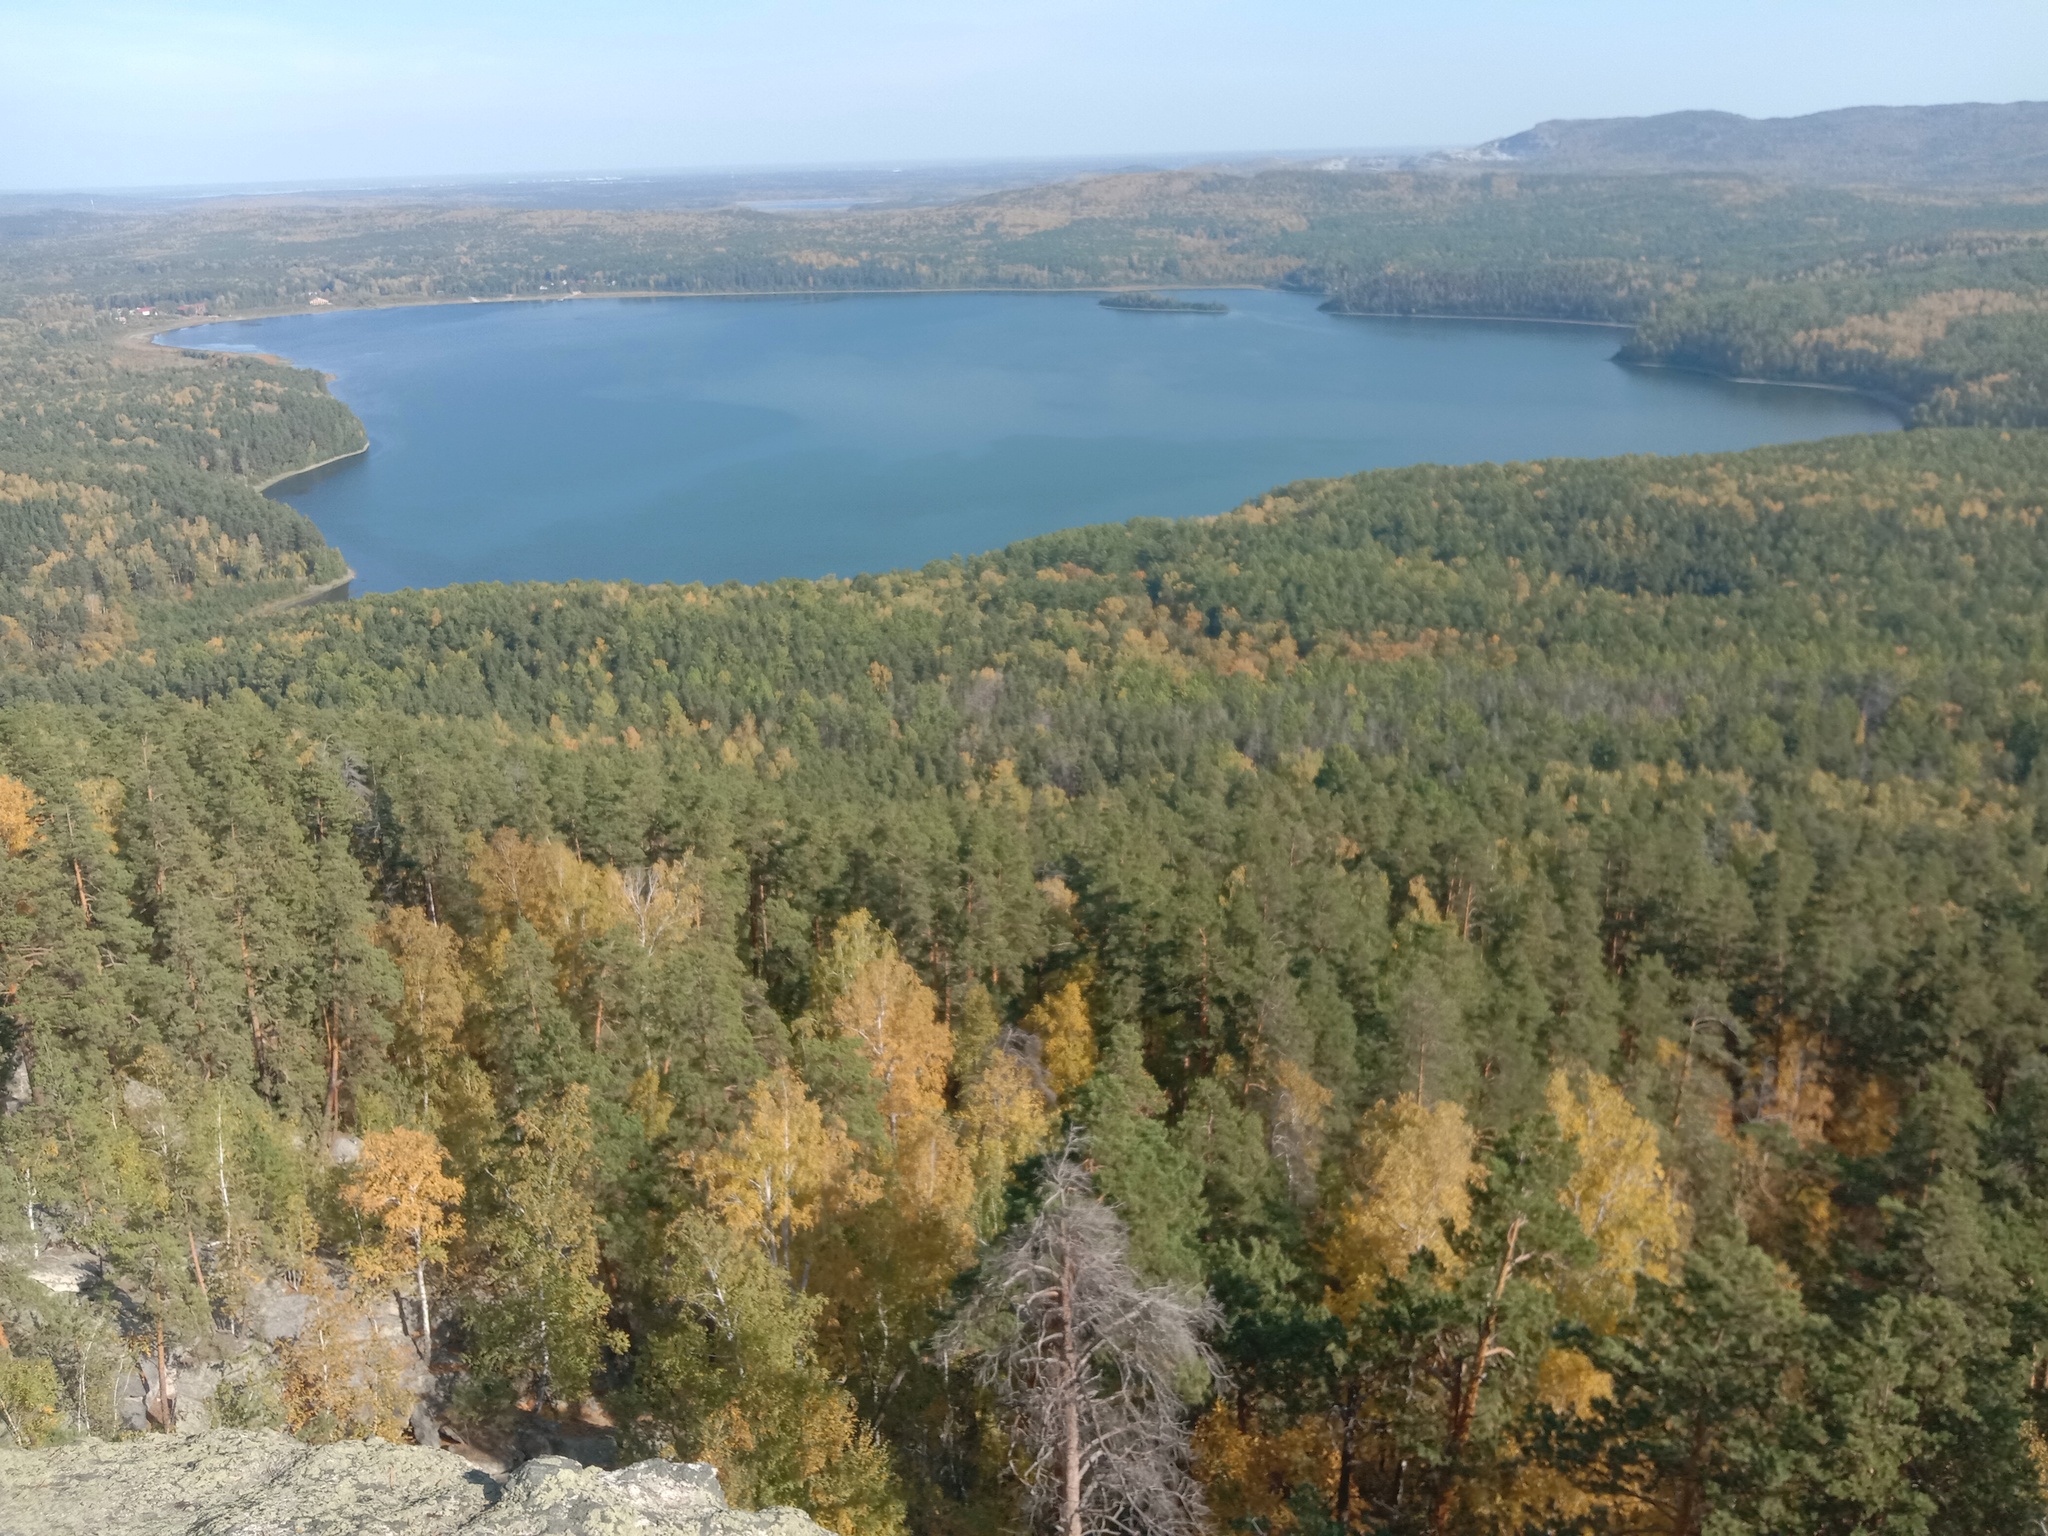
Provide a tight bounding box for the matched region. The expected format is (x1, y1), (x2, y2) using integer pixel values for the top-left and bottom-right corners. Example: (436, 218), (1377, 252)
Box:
(169, 290), (1900, 592)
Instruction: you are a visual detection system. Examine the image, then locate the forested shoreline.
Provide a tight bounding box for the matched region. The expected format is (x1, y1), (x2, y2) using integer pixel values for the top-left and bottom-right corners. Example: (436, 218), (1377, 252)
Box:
(9, 165), (2048, 426)
(7, 165), (2048, 1534)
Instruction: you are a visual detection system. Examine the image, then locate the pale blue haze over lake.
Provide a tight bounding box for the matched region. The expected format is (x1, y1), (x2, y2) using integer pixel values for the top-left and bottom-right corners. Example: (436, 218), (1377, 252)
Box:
(169, 290), (1901, 593)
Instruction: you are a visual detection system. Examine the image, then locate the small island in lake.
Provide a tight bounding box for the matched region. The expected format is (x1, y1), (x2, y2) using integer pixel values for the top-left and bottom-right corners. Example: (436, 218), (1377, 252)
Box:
(1099, 290), (1229, 314)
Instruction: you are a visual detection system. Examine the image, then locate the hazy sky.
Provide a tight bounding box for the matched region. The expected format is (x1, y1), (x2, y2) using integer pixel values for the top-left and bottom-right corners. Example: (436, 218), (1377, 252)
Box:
(5, 0), (2044, 190)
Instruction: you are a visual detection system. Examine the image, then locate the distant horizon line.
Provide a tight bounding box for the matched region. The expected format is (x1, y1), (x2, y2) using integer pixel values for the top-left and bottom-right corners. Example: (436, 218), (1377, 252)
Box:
(14, 95), (2044, 203)
(0, 145), (1451, 202)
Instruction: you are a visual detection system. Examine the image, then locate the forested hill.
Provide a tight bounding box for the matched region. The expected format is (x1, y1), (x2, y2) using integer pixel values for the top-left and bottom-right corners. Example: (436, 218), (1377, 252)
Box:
(8, 422), (2048, 1531)
(1619, 238), (2048, 427)
(0, 311), (356, 668)
(23, 429), (2048, 750)
(1470, 101), (2048, 186)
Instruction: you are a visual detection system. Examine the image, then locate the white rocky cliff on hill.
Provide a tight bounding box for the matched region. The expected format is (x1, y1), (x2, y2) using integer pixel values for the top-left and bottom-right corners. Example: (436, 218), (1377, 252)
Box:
(0, 1431), (833, 1536)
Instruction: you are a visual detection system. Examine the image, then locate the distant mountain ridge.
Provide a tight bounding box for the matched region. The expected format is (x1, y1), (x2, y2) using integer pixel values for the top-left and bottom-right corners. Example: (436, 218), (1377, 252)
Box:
(1454, 101), (2048, 186)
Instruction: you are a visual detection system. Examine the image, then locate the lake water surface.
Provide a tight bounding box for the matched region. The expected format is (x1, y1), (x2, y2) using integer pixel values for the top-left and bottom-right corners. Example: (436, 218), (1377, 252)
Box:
(169, 290), (1901, 592)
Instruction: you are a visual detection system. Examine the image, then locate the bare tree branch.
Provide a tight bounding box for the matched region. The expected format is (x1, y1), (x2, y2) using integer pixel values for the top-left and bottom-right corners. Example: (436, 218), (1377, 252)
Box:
(938, 1133), (1220, 1536)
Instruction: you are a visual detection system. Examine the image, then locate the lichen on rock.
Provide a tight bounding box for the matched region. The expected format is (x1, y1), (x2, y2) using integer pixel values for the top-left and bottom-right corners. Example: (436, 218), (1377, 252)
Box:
(0, 1430), (832, 1536)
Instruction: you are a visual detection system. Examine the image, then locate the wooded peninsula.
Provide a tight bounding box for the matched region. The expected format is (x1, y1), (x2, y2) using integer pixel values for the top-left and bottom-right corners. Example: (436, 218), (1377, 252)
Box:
(4, 157), (2048, 1535)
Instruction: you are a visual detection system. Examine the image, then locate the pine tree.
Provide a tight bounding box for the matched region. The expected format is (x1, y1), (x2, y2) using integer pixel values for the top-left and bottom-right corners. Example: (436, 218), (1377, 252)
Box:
(1076, 1021), (1206, 1286)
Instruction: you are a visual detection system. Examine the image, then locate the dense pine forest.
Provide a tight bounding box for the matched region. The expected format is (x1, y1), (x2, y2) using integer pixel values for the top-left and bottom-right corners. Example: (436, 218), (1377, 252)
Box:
(7, 165), (2048, 1535)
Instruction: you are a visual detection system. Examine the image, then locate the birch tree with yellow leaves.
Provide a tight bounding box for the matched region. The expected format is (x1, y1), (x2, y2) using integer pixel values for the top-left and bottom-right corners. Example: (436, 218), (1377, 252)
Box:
(1321, 1094), (1484, 1316)
(689, 1063), (879, 1278)
(374, 907), (466, 1120)
(1547, 1067), (1688, 1326)
(465, 1084), (623, 1408)
(339, 1127), (463, 1355)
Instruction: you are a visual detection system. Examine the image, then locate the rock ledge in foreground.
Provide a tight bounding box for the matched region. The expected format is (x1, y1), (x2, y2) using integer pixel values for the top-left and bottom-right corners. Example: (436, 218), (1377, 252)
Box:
(0, 1429), (832, 1536)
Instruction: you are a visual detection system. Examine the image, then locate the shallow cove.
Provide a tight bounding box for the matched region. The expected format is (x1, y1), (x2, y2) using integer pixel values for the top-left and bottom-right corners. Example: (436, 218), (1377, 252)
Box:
(169, 290), (1901, 592)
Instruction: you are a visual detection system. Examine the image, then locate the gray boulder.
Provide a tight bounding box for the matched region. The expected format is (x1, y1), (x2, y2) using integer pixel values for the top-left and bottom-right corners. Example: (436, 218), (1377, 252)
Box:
(0, 1430), (832, 1536)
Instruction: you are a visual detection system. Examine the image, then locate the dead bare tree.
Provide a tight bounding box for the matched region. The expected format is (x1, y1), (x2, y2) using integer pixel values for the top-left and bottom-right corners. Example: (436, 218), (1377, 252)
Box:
(938, 1135), (1220, 1536)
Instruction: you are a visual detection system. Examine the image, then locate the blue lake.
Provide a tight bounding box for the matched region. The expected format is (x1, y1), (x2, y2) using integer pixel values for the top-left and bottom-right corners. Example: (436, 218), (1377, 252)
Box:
(167, 290), (1901, 592)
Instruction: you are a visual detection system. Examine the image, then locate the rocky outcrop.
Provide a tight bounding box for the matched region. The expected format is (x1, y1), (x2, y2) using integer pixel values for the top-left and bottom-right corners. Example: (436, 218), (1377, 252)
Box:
(0, 1430), (832, 1536)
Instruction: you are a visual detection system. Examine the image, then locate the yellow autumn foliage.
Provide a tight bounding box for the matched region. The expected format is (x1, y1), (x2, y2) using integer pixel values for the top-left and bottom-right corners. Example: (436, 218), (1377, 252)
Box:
(811, 909), (893, 1010)
(866, 1100), (979, 1295)
(1534, 1345), (1614, 1419)
(1322, 1093), (1483, 1314)
(1456, 1351), (1617, 1531)
(700, 1384), (904, 1536)
(0, 775), (40, 856)
(276, 1268), (410, 1440)
(628, 1067), (675, 1142)
(340, 1128), (463, 1294)
(467, 827), (623, 963)
(1192, 1403), (1339, 1534)
(826, 922), (951, 1133)
(373, 906), (466, 1096)
(2023, 1421), (2048, 1509)
(1548, 1069), (1688, 1324)
(958, 1046), (1053, 1232)
(619, 857), (704, 951)
(1023, 980), (1096, 1096)
(690, 1065), (880, 1270)
(889, 1102), (974, 1220)
(1269, 1057), (1334, 1202)
(73, 776), (122, 842)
